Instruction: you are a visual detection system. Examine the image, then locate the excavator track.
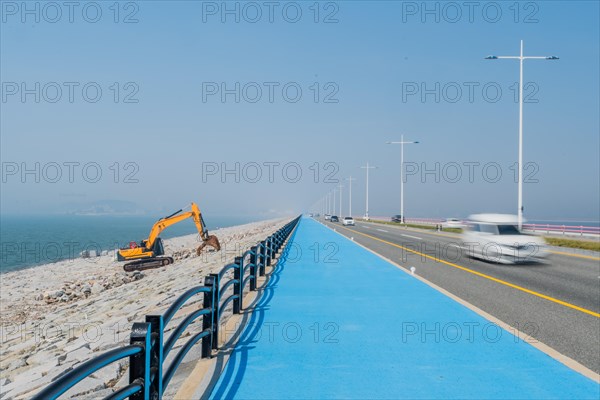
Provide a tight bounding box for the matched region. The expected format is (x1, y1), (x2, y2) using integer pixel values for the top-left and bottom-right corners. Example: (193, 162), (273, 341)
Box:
(123, 257), (174, 272)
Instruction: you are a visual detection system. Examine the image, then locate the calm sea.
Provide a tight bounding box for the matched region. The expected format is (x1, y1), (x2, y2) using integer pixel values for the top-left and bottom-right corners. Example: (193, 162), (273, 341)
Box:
(0, 215), (261, 273)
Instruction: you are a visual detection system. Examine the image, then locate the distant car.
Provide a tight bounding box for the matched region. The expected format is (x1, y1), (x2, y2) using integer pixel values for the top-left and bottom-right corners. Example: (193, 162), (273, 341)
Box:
(442, 218), (464, 228)
(330, 215), (339, 222)
(462, 214), (547, 264)
(391, 215), (403, 223)
(325, 214), (331, 221)
(342, 217), (355, 226)
(362, 215), (370, 221)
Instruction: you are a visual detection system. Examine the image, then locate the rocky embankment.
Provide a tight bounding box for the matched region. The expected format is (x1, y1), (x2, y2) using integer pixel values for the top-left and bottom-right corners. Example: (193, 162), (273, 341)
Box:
(0, 218), (288, 399)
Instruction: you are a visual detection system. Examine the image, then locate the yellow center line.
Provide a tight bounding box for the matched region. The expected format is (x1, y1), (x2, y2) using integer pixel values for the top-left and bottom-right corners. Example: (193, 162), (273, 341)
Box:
(549, 250), (600, 261)
(337, 225), (600, 318)
(362, 222), (600, 261)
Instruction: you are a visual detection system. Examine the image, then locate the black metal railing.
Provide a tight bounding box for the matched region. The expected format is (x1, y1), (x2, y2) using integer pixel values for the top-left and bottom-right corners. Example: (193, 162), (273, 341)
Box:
(32, 216), (301, 400)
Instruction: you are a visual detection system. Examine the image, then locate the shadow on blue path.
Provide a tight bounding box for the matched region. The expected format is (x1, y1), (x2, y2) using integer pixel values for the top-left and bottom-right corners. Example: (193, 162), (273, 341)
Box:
(209, 217), (599, 399)
(209, 228), (297, 400)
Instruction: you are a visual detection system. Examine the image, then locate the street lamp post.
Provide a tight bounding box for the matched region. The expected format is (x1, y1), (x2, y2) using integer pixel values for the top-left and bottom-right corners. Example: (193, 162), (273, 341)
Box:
(485, 40), (558, 230)
(338, 184), (344, 217)
(333, 188), (336, 216)
(387, 135), (419, 224)
(360, 163), (377, 220)
(346, 176), (356, 217)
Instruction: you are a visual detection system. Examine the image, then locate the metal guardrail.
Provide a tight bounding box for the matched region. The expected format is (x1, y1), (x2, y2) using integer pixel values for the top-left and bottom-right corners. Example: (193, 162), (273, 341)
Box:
(522, 223), (600, 236)
(32, 216), (301, 400)
(366, 217), (600, 236)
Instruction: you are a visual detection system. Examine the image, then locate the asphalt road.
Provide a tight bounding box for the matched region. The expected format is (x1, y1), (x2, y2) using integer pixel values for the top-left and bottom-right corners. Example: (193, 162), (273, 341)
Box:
(320, 218), (600, 374)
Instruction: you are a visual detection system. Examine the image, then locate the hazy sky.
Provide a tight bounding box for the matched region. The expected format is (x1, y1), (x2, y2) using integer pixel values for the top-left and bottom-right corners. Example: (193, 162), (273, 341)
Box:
(1, 1), (599, 220)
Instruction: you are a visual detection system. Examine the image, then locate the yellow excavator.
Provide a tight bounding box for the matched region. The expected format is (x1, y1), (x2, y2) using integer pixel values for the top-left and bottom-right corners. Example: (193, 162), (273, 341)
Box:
(117, 202), (221, 271)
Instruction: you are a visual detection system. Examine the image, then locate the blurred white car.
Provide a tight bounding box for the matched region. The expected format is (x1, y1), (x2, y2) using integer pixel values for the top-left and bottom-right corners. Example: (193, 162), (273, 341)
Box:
(325, 214), (331, 221)
(442, 218), (464, 228)
(462, 214), (547, 264)
(342, 217), (355, 226)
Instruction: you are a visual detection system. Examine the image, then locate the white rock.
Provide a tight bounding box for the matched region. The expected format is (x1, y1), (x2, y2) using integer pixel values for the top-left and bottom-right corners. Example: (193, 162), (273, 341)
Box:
(64, 345), (93, 365)
(91, 283), (103, 294)
(61, 376), (105, 398)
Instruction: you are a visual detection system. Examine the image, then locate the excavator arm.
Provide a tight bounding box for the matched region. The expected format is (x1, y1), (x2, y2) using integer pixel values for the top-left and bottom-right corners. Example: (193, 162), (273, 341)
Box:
(144, 210), (194, 250)
(144, 202), (220, 252)
(191, 202), (211, 241)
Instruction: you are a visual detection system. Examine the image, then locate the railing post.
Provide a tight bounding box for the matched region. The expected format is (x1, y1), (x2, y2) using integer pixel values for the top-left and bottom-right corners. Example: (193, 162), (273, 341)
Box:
(146, 315), (163, 399)
(275, 232), (282, 252)
(260, 241), (267, 275)
(203, 277), (215, 354)
(208, 273), (219, 350)
(233, 256), (242, 314)
(249, 248), (257, 290)
(130, 322), (151, 400)
(266, 236), (272, 266)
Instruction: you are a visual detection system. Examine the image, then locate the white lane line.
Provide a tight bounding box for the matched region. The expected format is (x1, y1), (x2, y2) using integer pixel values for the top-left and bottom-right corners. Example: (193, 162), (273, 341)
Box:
(401, 234), (422, 240)
(376, 228), (388, 233)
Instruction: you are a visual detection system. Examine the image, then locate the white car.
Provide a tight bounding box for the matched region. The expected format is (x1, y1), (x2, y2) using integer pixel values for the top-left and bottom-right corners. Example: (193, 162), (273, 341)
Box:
(324, 214), (331, 221)
(442, 218), (464, 228)
(462, 214), (547, 264)
(342, 217), (355, 226)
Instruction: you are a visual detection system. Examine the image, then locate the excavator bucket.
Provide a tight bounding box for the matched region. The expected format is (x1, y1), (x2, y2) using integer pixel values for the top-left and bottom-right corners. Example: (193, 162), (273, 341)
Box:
(196, 235), (221, 255)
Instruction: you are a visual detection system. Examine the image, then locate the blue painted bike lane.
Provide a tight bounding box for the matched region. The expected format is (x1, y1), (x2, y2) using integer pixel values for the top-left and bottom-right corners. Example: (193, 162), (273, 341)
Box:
(210, 217), (599, 399)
